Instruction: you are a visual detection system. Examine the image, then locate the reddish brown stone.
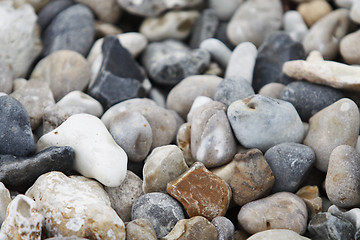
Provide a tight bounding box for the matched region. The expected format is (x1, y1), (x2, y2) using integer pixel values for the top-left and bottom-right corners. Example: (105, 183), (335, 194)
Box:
(166, 162), (232, 221)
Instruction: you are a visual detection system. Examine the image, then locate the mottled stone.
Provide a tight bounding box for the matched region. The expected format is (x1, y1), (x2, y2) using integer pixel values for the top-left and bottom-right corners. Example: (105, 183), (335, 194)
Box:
(76, 0), (120, 23)
(214, 77), (255, 106)
(340, 29), (360, 65)
(126, 219), (157, 240)
(283, 10), (308, 42)
(186, 96), (213, 123)
(247, 229), (310, 240)
(190, 9), (219, 48)
(296, 185), (322, 219)
(0, 183), (11, 225)
(258, 82), (285, 99)
(37, 0), (74, 30)
(167, 162), (232, 220)
(211, 216), (235, 240)
(297, 0), (332, 27)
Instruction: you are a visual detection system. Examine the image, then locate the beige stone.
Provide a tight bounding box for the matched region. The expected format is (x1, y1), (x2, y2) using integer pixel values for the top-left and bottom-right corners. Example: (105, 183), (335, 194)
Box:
(94, 21), (122, 38)
(340, 29), (360, 65)
(247, 229), (310, 240)
(0, 61), (13, 94)
(126, 219), (157, 240)
(297, 0), (332, 27)
(296, 185), (322, 218)
(350, 0), (360, 23)
(176, 122), (194, 166)
(258, 82), (285, 99)
(76, 0), (121, 23)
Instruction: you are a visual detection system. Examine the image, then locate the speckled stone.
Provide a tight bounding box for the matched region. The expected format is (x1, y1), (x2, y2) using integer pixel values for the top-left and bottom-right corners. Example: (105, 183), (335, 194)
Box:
(126, 218), (157, 240)
(214, 77), (255, 106)
(247, 229), (310, 240)
(211, 216), (235, 240)
(296, 186), (322, 219)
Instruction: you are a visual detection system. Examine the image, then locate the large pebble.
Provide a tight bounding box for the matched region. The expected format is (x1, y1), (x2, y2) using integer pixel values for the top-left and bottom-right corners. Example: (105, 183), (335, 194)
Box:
(190, 9), (219, 48)
(131, 192), (185, 238)
(76, 0), (120, 23)
(37, 113), (128, 187)
(37, 0), (74, 30)
(126, 219), (157, 240)
(211, 216), (234, 240)
(351, 0), (360, 23)
(303, 98), (359, 172)
(214, 77), (255, 106)
(227, 94), (304, 152)
(297, 0), (332, 27)
(238, 192), (308, 234)
(283, 10), (308, 42)
(247, 229), (310, 240)
(340, 29), (360, 65)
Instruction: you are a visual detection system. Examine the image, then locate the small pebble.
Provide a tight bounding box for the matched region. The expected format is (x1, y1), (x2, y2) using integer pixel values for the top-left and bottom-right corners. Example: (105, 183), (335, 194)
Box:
(296, 185), (322, 219)
(283, 10), (308, 42)
(340, 29), (360, 65)
(328, 204), (360, 230)
(94, 20), (123, 38)
(176, 122), (194, 166)
(258, 82), (285, 99)
(297, 0), (332, 27)
(211, 216), (234, 240)
(190, 9), (219, 48)
(126, 219), (157, 240)
(247, 229), (310, 240)
(0, 61), (13, 94)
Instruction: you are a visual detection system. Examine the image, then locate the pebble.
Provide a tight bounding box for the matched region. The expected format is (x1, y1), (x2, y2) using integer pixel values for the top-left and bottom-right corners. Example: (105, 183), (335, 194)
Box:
(186, 96), (213, 123)
(41, 4), (94, 57)
(303, 98), (359, 172)
(351, 0), (360, 23)
(211, 216), (235, 240)
(296, 185), (322, 219)
(143, 145), (189, 193)
(335, 0), (354, 8)
(118, 32), (148, 58)
(200, 38), (231, 68)
(0, 95), (35, 157)
(76, 0), (120, 24)
(247, 229), (310, 240)
(126, 219), (157, 240)
(258, 82), (285, 99)
(37, 113), (128, 187)
(209, 0), (243, 21)
(283, 10), (308, 42)
(95, 20), (123, 38)
(297, 0), (332, 27)
(252, 31), (305, 92)
(141, 40), (210, 85)
(308, 212), (355, 240)
(140, 10), (199, 42)
(31, 50), (91, 101)
(238, 192), (308, 235)
(131, 192), (185, 238)
(25, 171), (126, 239)
(176, 122), (194, 166)
(190, 9), (219, 48)
(227, 0), (282, 47)
(328, 204), (360, 230)
(37, 0), (74, 30)
(214, 77), (255, 106)
(162, 216), (218, 240)
(0, 1), (42, 78)
(280, 81), (345, 122)
(0, 61), (13, 94)
(167, 162), (232, 221)
(227, 95), (305, 152)
(229, 149), (275, 206)
(166, 75), (222, 118)
(0, 183), (11, 225)
(340, 29), (360, 65)
(302, 8), (351, 60)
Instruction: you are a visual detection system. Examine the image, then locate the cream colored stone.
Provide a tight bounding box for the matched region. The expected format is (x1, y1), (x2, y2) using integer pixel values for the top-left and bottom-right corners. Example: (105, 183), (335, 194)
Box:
(94, 21), (122, 38)
(0, 183), (11, 225)
(126, 219), (157, 240)
(340, 29), (360, 65)
(76, 0), (121, 23)
(0, 61), (13, 94)
(12, 0), (49, 11)
(12, 78), (27, 91)
(297, 0), (332, 27)
(247, 229), (310, 240)
(258, 83), (286, 99)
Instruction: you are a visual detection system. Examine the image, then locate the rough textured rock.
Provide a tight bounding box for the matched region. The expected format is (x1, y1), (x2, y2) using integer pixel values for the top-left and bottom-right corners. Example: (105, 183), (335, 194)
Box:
(126, 219), (157, 240)
(211, 216), (235, 240)
(247, 229), (310, 240)
(340, 29), (360, 65)
(328, 204), (360, 230)
(297, 0), (332, 27)
(0, 183), (11, 225)
(296, 186), (322, 219)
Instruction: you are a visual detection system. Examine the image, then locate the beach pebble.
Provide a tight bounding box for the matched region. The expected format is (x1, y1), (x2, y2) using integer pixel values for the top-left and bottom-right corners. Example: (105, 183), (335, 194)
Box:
(340, 29), (360, 65)
(126, 219), (157, 240)
(143, 145), (189, 193)
(37, 0), (74, 30)
(176, 122), (194, 166)
(0, 183), (11, 225)
(131, 192), (185, 238)
(76, 0), (120, 23)
(296, 186), (322, 219)
(238, 192), (308, 234)
(0, 1), (42, 78)
(328, 204), (360, 230)
(350, 0), (360, 23)
(95, 21), (122, 38)
(0, 61), (13, 94)
(252, 31), (305, 92)
(104, 171), (144, 222)
(200, 38), (231, 68)
(190, 9), (219, 48)
(227, 95), (304, 152)
(229, 149), (274, 206)
(211, 216), (234, 240)
(303, 98), (359, 172)
(37, 113), (128, 187)
(167, 162), (232, 220)
(247, 229), (310, 240)
(142, 40), (210, 86)
(118, 33), (148, 58)
(209, 0), (243, 21)
(280, 81), (344, 122)
(42, 4), (94, 57)
(187, 96), (213, 123)
(214, 77), (255, 106)
(227, 0), (282, 47)
(26, 171), (126, 239)
(297, 0), (332, 27)
(0, 95), (35, 157)
(258, 83), (285, 99)
(283, 10), (308, 42)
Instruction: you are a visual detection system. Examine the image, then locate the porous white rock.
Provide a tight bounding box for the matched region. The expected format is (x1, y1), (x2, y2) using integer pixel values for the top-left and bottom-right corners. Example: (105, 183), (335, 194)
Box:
(0, 183), (11, 225)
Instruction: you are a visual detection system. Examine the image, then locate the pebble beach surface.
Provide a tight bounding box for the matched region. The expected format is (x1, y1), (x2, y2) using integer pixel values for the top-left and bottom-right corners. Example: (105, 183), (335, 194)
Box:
(1, 0), (360, 239)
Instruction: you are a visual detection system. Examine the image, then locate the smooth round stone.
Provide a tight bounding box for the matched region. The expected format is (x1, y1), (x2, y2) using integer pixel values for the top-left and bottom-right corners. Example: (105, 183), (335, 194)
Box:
(325, 145), (360, 208)
(258, 82), (285, 99)
(227, 0), (282, 47)
(166, 75), (222, 119)
(31, 50), (91, 101)
(297, 0), (332, 27)
(131, 192), (185, 238)
(13, 0), (49, 11)
(281, 81), (344, 122)
(126, 219), (157, 240)
(143, 145), (189, 193)
(200, 38), (231, 68)
(0, 95), (35, 157)
(140, 10), (199, 42)
(303, 98), (360, 172)
(357, 136), (360, 154)
(227, 95), (305, 152)
(211, 216), (234, 240)
(42, 4), (94, 57)
(238, 192), (308, 235)
(283, 10), (308, 42)
(0, 2), (42, 78)
(264, 143), (315, 192)
(296, 185), (322, 219)
(0, 61), (13, 94)
(37, 0), (74, 30)
(335, 0), (354, 8)
(302, 8), (351, 60)
(209, 0), (243, 21)
(12, 78), (27, 91)
(190, 9), (219, 48)
(340, 29), (360, 65)
(247, 229), (310, 240)
(76, 0), (120, 23)
(214, 77), (255, 106)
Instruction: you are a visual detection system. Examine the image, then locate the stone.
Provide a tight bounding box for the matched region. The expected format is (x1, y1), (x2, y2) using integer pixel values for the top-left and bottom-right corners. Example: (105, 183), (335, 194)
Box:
(0, 183), (11, 225)
(94, 21), (122, 38)
(0, 95), (35, 157)
(109, 111), (152, 162)
(335, 0), (354, 8)
(118, 32), (148, 58)
(45, 237), (88, 240)
(0, 146), (74, 189)
(252, 31), (305, 92)
(126, 219), (157, 240)
(140, 11), (199, 42)
(227, 95), (305, 152)
(131, 192), (185, 238)
(209, 0), (243, 21)
(143, 145), (189, 193)
(166, 75), (222, 118)
(141, 40), (210, 86)
(328, 204), (360, 230)
(238, 192), (308, 234)
(104, 171), (144, 223)
(325, 145), (360, 208)
(0, 61), (13, 94)
(227, 0), (282, 47)
(351, 0), (360, 23)
(302, 9), (351, 60)
(303, 98), (359, 172)
(186, 96), (213, 123)
(0, 1), (42, 78)
(42, 4), (94, 57)
(283, 10), (308, 42)
(258, 82), (285, 99)
(190, 9), (219, 48)
(296, 186), (322, 219)
(247, 229), (310, 240)
(37, 113), (128, 187)
(0, 195), (44, 240)
(26, 172), (126, 239)
(340, 29), (360, 65)
(229, 149), (275, 206)
(167, 162), (232, 221)
(308, 212), (355, 240)
(37, 0), (74, 30)
(190, 100), (237, 167)
(31, 50), (91, 101)
(161, 216), (218, 240)
(10, 79), (55, 130)
(76, 0), (120, 23)
(297, 0), (332, 27)
(280, 81), (345, 122)
(12, 78), (27, 91)
(176, 122), (194, 166)
(214, 77), (255, 106)
(199, 38), (231, 68)
(211, 216), (235, 240)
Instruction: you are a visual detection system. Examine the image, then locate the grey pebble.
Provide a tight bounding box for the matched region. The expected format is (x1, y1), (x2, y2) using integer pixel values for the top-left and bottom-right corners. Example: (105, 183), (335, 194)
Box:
(211, 216), (235, 240)
(37, 0), (74, 30)
(214, 77), (255, 106)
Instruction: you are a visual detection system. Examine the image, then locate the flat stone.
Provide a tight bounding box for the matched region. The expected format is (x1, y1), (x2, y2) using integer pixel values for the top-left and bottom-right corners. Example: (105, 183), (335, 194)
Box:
(296, 186), (322, 219)
(0, 183), (11, 225)
(211, 216), (234, 240)
(214, 77), (255, 106)
(190, 9), (219, 48)
(297, 0), (332, 27)
(76, 0), (120, 23)
(247, 229), (310, 240)
(283, 10), (308, 42)
(258, 83), (285, 99)
(303, 98), (359, 172)
(167, 162), (232, 221)
(37, 0), (74, 30)
(126, 219), (157, 240)
(238, 192), (308, 234)
(340, 29), (360, 65)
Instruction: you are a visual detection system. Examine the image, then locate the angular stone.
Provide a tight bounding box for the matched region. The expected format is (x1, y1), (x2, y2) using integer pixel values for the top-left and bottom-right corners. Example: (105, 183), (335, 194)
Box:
(303, 98), (359, 172)
(283, 10), (308, 43)
(126, 219), (157, 240)
(190, 9), (219, 48)
(258, 83), (285, 99)
(76, 0), (120, 23)
(297, 0), (332, 27)
(328, 204), (360, 230)
(0, 183), (11, 225)
(37, 0), (74, 30)
(247, 229), (310, 240)
(211, 216), (235, 240)
(214, 77), (255, 106)
(296, 185), (322, 219)
(167, 162), (232, 221)
(340, 29), (360, 65)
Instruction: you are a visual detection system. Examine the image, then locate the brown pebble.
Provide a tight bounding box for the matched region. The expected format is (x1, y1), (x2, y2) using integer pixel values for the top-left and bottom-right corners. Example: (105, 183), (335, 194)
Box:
(296, 185), (322, 219)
